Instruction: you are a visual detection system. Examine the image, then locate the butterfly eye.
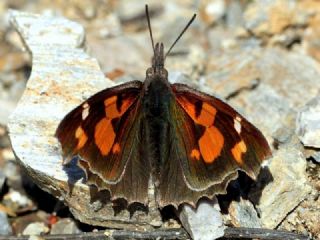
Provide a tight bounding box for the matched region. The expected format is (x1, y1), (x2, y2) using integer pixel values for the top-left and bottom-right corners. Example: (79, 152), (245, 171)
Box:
(161, 69), (168, 78)
(146, 68), (154, 77)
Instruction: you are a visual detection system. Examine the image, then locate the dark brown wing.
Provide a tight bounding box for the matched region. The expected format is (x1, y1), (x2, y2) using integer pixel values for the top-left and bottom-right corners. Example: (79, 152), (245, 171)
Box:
(157, 83), (271, 207)
(56, 81), (150, 203)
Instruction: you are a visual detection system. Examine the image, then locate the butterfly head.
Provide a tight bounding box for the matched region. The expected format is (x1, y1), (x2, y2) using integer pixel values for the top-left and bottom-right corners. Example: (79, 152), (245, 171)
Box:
(146, 42), (168, 80)
(145, 4), (196, 83)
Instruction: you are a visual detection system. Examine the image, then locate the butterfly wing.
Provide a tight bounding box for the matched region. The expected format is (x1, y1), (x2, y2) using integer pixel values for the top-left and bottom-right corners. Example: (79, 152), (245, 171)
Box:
(157, 83), (271, 206)
(56, 81), (150, 203)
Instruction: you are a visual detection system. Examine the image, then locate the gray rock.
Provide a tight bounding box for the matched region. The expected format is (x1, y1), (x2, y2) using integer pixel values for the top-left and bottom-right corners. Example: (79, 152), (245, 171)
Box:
(0, 211), (12, 235)
(296, 96), (320, 148)
(200, 0), (226, 26)
(311, 151), (320, 163)
(243, 0), (309, 37)
(205, 48), (320, 108)
(253, 143), (312, 229)
(0, 99), (16, 126)
(228, 198), (262, 228)
(50, 218), (81, 235)
(179, 198), (225, 240)
(22, 222), (49, 236)
(117, 1), (162, 22)
(226, 0), (244, 29)
(0, 171), (6, 192)
(8, 10), (160, 229)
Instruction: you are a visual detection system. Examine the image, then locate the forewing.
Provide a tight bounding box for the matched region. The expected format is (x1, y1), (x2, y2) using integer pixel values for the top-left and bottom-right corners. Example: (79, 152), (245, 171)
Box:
(55, 81), (148, 190)
(157, 83), (271, 206)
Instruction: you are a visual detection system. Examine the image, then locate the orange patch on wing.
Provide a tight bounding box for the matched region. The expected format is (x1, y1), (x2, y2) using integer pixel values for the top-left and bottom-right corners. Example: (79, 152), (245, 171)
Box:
(104, 95), (134, 119)
(231, 140), (247, 165)
(197, 103), (217, 126)
(176, 97), (217, 127)
(112, 143), (121, 154)
(176, 96), (196, 119)
(94, 118), (115, 156)
(190, 148), (201, 160)
(75, 126), (87, 149)
(104, 96), (119, 118)
(199, 126), (224, 163)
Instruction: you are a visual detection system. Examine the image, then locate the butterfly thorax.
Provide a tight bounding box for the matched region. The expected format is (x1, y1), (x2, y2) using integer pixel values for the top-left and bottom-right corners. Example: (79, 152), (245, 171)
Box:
(143, 42), (171, 118)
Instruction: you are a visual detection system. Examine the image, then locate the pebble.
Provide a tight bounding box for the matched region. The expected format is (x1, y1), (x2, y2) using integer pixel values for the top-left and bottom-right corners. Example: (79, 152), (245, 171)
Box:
(296, 96), (320, 148)
(254, 144), (312, 228)
(0, 211), (12, 235)
(3, 189), (34, 213)
(228, 198), (262, 228)
(200, 0), (226, 25)
(22, 222), (49, 236)
(0, 171), (5, 193)
(50, 218), (81, 235)
(179, 198), (225, 240)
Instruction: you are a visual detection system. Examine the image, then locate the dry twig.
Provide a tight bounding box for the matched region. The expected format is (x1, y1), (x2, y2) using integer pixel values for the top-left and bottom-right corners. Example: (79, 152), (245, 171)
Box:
(0, 227), (309, 240)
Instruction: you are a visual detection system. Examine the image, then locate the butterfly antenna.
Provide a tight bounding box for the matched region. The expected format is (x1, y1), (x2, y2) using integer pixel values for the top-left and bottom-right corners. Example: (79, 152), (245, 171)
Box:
(165, 13), (196, 59)
(146, 5), (155, 55)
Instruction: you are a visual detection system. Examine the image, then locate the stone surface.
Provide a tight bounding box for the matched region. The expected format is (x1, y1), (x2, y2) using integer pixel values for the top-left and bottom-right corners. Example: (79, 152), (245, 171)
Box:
(7, 10), (160, 229)
(228, 198), (262, 228)
(296, 96), (320, 148)
(0, 211), (12, 235)
(179, 198), (225, 240)
(199, 0), (226, 25)
(50, 218), (81, 235)
(205, 47), (320, 107)
(22, 222), (49, 236)
(0, 170), (5, 192)
(243, 0), (309, 37)
(3, 1), (320, 238)
(252, 143), (312, 229)
(11, 211), (50, 235)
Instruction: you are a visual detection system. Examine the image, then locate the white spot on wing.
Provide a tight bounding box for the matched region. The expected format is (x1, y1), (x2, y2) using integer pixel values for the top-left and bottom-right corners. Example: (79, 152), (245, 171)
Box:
(234, 116), (242, 134)
(82, 102), (90, 120)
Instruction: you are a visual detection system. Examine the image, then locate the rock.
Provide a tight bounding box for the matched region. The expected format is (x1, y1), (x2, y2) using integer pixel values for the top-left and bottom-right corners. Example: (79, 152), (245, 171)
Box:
(296, 96), (320, 148)
(0, 170), (6, 193)
(0, 99), (17, 126)
(28, 236), (45, 240)
(311, 151), (320, 163)
(87, 34), (149, 79)
(117, 1), (162, 22)
(166, 45), (206, 81)
(1, 148), (15, 162)
(254, 49), (320, 107)
(228, 198), (262, 228)
(22, 222), (49, 236)
(243, 0), (309, 37)
(204, 48), (260, 99)
(279, 196), (320, 240)
(3, 189), (35, 214)
(50, 218), (81, 235)
(11, 211), (49, 235)
(7, 10), (160, 229)
(205, 47), (320, 107)
(225, 0), (244, 29)
(3, 159), (22, 189)
(0, 52), (29, 72)
(95, 14), (122, 38)
(200, 0), (226, 25)
(0, 211), (12, 235)
(252, 144), (312, 229)
(179, 198), (225, 240)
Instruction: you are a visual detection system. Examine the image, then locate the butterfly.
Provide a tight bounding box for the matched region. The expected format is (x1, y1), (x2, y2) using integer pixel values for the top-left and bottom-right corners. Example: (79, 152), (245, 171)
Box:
(55, 5), (271, 208)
